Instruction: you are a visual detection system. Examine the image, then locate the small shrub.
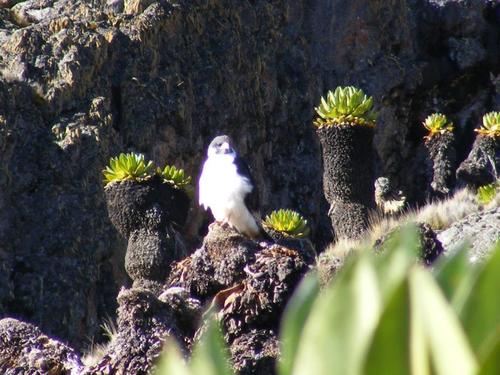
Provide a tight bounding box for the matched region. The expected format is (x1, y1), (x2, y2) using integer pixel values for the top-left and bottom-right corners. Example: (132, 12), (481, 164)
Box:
(263, 209), (310, 238)
(156, 165), (192, 190)
(475, 111), (500, 138)
(313, 86), (377, 128)
(103, 153), (154, 186)
(423, 113), (454, 140)
(476, 182), (498, 205)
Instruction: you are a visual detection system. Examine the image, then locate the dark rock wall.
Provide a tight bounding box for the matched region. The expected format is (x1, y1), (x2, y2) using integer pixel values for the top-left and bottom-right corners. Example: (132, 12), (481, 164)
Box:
(307, 0), (499, 202)
(0, 0), (499, 349)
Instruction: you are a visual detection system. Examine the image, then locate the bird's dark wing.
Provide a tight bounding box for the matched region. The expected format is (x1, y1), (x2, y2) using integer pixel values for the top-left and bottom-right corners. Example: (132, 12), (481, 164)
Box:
(234, 155), (260, 214)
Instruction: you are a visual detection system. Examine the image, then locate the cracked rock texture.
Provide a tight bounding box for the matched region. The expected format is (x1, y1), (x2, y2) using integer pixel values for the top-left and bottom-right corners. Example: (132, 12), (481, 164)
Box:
(168, 223), (311, 373)
(0, 0), (499, 350)
(230, 329), (280, 375)
(84, 287), (198, 375)
(437, 206), (500, 262)
(0, 286), (202, 375)
(0, 317), (84, 374)
(167, 223), (261, 302)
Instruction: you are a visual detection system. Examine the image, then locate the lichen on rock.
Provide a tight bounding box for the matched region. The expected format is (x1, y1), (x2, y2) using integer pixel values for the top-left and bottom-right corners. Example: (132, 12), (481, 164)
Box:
(84, 287), (198, 374)
(0, 318), (83, 374)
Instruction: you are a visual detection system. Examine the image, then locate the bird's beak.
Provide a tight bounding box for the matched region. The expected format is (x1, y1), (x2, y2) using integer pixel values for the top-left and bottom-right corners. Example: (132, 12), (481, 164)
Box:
(220, 142), (231, 154)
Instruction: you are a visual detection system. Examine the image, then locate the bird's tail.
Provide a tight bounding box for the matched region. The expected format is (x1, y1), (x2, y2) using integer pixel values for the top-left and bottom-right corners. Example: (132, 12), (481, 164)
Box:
(230, 207), (261, 239)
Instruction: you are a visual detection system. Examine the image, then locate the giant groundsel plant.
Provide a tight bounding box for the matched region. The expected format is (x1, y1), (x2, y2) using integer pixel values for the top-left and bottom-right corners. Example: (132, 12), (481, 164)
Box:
(475, 111), (500, 138)
(103, 153), (154, 185)
(263, 209), (310, 238)
(423, 113), (454, 140)
(314, 86), (377, 128)
(156, 164), (192, 190)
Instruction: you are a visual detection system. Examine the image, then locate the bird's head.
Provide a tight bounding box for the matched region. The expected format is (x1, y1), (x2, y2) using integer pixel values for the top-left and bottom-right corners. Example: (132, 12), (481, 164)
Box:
(207, 135), (237, 158)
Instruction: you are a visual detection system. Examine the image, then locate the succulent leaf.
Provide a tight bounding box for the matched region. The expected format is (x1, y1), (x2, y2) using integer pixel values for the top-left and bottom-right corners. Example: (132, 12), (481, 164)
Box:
(156, 164), (192, 190)
(476, 182), (498, 205)
(423, 113), (454, 140)
(263, 209), (310, 238)
(102, 152), (154, 186)
(475, 111), (500, 138)
(314, 86), (377, 128)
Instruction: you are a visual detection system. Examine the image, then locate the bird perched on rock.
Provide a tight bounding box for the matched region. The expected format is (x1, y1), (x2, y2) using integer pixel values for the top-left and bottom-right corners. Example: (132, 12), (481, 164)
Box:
(199, 135), (261, 238)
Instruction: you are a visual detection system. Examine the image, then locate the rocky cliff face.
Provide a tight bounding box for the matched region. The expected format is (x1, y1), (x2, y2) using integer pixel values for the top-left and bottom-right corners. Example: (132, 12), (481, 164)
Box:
(0, 0), (499, 350)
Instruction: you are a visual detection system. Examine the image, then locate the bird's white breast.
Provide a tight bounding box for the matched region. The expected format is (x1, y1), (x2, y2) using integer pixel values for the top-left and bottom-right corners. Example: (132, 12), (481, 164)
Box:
(199, 154), (253, 221)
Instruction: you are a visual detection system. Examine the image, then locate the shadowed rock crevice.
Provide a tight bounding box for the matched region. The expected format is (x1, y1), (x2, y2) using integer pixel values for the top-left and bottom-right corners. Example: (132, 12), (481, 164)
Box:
(373, 223), (444, 266)
(0, 80), (124, 350)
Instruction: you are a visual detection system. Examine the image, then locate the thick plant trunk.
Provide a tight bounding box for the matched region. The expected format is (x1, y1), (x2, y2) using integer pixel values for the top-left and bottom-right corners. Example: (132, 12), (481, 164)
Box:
(104, 176), (190, 284)
(104, 176), (190, 237)
(457, 135), (500, 188)
(456, 135), (500, 188)
(317, 125), (375, 240)
(425, 132), (457, 196)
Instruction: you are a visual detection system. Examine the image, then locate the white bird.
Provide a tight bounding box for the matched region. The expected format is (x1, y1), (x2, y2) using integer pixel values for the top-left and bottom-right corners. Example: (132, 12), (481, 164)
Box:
(199, 135), (260, 238)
